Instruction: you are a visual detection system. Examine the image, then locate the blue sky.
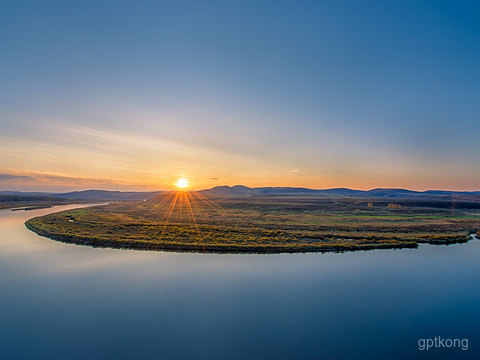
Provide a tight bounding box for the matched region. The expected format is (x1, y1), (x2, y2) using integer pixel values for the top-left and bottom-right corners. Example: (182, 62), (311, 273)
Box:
(1, 0), (480, 191)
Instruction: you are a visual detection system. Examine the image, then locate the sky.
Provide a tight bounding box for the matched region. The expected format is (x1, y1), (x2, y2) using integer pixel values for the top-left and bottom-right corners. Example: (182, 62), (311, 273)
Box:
(1, 0), (480, 192)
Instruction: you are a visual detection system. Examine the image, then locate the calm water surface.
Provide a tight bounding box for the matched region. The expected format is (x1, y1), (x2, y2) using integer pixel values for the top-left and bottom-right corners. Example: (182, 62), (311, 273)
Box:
(0, 205), (478, 359)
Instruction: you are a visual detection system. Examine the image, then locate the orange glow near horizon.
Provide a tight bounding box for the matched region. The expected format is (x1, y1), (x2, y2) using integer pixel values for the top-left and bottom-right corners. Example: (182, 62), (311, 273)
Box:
(2, 169), (479, 193)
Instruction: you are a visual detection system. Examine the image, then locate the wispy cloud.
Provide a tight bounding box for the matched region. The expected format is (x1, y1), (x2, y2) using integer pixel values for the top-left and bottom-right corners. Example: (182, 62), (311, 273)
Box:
(0, 170), (157, 192)
(0, 173), (35, 181)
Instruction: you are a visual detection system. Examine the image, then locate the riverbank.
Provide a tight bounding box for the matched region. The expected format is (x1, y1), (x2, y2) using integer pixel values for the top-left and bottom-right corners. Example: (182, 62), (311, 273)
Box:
(24, 218), (421, 253)
(0, 196), (92, 210)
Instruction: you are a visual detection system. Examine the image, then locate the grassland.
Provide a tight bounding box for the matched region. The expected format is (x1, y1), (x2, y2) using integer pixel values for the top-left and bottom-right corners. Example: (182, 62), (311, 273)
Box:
(25, 193), (480, 253)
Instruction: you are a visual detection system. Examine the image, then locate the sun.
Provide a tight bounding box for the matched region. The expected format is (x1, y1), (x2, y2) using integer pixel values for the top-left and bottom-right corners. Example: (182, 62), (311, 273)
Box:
(175, 178), (189, 189)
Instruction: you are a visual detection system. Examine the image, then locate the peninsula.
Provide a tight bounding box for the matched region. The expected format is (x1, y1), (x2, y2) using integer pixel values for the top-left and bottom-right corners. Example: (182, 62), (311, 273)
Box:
(24, 186), (480, 254)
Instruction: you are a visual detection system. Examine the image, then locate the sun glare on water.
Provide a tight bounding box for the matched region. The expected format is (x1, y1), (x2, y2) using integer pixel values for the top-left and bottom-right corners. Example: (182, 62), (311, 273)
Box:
(176, 178), (189, 189)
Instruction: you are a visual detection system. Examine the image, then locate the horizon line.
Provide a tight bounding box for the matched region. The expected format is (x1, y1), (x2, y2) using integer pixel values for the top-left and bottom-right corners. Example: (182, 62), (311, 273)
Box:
(2, 185), (480, 194)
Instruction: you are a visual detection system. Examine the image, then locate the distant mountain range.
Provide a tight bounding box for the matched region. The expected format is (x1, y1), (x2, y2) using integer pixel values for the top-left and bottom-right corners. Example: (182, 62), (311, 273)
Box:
(199, 185), (480, 199)
(2, 186), (480, 202)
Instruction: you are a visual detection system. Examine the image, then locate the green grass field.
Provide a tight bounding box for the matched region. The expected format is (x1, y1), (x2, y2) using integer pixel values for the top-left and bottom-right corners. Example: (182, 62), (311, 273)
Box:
(25, 193), (480, 253)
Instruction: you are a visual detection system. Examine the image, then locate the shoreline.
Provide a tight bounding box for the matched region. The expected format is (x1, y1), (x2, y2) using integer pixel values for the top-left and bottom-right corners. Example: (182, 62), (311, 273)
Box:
(25, 219), (478, 255)
(24, 219), (420, 254)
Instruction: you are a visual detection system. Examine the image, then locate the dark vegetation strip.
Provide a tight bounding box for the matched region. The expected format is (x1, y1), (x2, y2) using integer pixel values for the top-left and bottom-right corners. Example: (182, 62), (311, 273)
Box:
(0, 195), (87, 210)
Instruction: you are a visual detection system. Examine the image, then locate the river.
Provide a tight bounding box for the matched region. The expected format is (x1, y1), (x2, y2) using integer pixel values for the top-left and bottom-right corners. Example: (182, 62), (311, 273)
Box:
(0, 204), (478, 359)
